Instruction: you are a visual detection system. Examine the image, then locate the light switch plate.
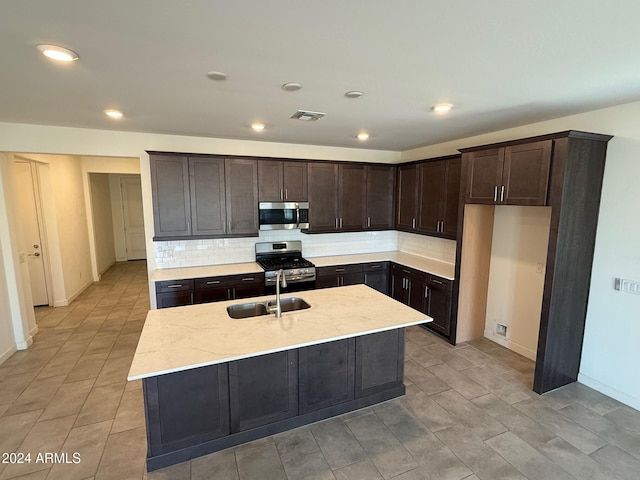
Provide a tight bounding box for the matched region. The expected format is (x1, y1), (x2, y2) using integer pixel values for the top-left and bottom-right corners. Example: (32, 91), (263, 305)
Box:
(614, 278), (640, 295)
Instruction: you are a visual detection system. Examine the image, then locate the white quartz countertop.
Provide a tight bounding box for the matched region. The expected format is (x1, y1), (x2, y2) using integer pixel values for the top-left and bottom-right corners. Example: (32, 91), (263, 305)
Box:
(152, 262), (263, 282)
(151, 251), (454, 282)
(309, 251), (455, 280)
(128, 284), (431, 380)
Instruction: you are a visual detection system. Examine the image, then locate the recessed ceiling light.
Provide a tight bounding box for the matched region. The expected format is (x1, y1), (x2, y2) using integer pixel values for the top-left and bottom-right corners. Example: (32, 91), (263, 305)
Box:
(251, 122), (265, 132)
(357, 132), (370, 141)
(104, 109), (124, 119)
(36, 44), (78, 62)
(432, 103), (453, 113)
(345, 91), (364, 99)
(207, 71), (228, 81)
(282, 82), (302, 91)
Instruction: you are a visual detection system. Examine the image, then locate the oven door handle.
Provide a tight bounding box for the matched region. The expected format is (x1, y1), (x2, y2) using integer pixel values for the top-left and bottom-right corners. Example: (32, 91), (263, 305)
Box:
(295, 204), (300, 227)
(285, 275), (315, 282)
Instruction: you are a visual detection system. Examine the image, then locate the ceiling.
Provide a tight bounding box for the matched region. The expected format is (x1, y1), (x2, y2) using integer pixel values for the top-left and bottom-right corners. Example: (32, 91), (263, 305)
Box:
(2, 1), (640, 151)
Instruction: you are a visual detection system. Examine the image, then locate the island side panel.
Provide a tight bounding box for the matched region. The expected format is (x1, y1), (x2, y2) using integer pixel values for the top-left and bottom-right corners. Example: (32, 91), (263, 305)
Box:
(143, 364), (230, 457)
(228, 350), (299, 432)
(299, 338), (356, 414)
(355, 329), (405, 398)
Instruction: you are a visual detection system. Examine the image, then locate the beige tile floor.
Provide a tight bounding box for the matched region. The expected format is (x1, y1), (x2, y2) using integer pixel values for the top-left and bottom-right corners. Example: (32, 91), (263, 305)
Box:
(1, 260), (639, 479)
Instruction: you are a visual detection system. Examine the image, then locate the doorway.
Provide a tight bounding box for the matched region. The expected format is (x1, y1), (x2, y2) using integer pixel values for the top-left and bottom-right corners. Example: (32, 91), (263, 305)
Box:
(120, 175), (146, 260)
(13, 160), (51, 307)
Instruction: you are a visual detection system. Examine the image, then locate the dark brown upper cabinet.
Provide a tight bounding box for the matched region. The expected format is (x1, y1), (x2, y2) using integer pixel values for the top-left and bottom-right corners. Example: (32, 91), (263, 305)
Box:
(307, 162), (366, 232)
(224, 158), (259, 235)
(397, 156), (460, 239)
(396, 164), (419, 231)
(338, 164), (366, 231)
(365, 165), (395, 230)
(465, 140), (552, 206)
(307, 162), (339, 231)
(258, 160), (307, 202)
(150, 153), (258, 240)
(416, 157), (461, 238)
(150, 154), (192, 238)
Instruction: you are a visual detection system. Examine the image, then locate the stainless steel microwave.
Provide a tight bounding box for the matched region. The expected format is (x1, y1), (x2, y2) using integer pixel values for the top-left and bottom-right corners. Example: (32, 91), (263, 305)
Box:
(258, 202), (309, 230)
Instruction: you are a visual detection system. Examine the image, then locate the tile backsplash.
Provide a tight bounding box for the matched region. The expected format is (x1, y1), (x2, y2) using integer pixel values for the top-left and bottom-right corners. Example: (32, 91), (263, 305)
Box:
(154, 230), (456, 269)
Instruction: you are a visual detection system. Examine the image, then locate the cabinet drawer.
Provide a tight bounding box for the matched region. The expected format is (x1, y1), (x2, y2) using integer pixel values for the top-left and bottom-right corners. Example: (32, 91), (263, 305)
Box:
(391, 263), (425, 280)
(195, 274), (263, 290)
(362, 261), (389, 272)
(156, 279), (194, 293)
(317, 264), (362, 277)
(426, 275), (451, 288)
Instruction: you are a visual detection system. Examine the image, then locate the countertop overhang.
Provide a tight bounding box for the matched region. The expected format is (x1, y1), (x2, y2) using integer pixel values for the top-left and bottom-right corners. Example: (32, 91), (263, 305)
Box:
(128, 284), (431, 380)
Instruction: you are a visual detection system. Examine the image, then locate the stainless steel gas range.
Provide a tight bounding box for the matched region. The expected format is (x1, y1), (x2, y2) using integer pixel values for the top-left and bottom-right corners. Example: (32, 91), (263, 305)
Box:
(255, 241), (316, 294)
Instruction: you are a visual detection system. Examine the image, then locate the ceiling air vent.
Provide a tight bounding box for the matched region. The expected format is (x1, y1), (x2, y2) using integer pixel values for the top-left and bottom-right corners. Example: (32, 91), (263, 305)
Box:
(290, 110), (326, 121)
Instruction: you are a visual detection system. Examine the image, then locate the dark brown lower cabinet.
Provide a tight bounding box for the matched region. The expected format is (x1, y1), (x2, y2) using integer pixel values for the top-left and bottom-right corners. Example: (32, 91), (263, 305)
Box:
(424, 276), (453, 337)
(144, 365), (229, 457)
(143, 329), (406, 471)
(156, 291), (193, 309)
(316, 264), (364, 289)
(299, 339), (355, 414)
(362, 262), (389, 294)
(229, 351), (298, 432)
(157, 274), (264, 308)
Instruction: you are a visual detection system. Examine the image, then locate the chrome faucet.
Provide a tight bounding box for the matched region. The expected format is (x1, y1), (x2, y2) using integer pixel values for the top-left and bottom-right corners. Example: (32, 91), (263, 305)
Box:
(269, 269), (287, 318)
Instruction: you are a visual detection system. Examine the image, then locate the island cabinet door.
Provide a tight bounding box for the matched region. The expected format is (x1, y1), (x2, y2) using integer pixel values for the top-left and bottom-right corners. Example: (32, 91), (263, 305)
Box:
(298, 339), (355, 414)
(355, 329), (405, 398)
(144, 364), (230, 456)
(228, 350), (298, 432)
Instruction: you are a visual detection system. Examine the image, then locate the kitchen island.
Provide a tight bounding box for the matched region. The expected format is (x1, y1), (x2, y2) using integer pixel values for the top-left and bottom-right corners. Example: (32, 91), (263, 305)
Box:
(128, 284), (431, 471)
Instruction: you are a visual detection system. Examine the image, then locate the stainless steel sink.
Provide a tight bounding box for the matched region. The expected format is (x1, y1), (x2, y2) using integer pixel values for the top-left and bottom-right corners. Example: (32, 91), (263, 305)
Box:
(227, 297), (310, 319)
(226, 302), (269, 319)
(268, 297), (311, 313)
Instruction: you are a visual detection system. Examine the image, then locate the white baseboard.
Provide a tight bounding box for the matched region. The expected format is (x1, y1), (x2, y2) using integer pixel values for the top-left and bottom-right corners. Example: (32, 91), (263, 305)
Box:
(578, 372), (640, 411)
(484, 329), (536, 361)
(53, 299), (69, 307)
(0, 344), (18, 365)
(64, 278), (94, 306)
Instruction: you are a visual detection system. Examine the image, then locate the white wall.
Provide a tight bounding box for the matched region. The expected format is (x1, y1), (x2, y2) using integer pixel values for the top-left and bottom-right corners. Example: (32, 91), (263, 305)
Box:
(89, 174), (116, 275)
(403, 101), (640, 410)
(484, 206), (551, 360)
(0, 236), (17, 363)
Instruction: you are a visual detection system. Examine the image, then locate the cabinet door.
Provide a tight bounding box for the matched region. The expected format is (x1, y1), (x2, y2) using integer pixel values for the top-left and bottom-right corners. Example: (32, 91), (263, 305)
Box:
(258, 160), (284, 201)
(365, 165), (395, 229)
(229, 351), (298, 432)
(283, 161), (308, 201)
(443, 158), (461, 238)
(156, 291), (193, 309)
(298, 339), (355, 414)
(466, 148), (504, 204)
(341, 272), (364, 286)
(144, 364), (230, 456)
(390, 268), (407, 304)
(315, 275), (340, 289)
(338, 164), (366, 230)
(189, 157), (226, 236)
(425, 277), (452, 337)
(307, 162), (338, 231)
(232, 282), (264, 300)
(150, 155), (191, 238)
(225, 158), (259, 235)
(363, 263), (389, 295)
(355, 329), (404, 398)
(194, 287), (230, 304)
(417, 161), (446, 235)
(503, 140), (551, 206)
(396, 164), (418, 230)
(407, 276), (426, 313)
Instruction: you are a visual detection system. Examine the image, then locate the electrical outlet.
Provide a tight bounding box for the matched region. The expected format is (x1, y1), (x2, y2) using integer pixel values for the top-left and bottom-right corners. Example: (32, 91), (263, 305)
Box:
(496, 323), (507, 336)
(614, 278), (640, 295)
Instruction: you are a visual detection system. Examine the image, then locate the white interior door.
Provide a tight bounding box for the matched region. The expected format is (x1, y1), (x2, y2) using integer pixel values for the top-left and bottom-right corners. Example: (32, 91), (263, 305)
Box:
(14, 161), (50, 306)
(121, 176), (146, 260)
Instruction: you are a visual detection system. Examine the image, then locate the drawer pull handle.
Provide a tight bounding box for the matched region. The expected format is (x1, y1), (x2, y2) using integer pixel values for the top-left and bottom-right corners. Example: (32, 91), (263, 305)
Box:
(335, 268), (345, 272)
(167, 284), (183, 288)
(242, 277), (255, 281)
(206, 281), (221, 285)
(403, 269), (411, 274)
(370, 265), (381, 269)
(431, 279), (444, 285)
